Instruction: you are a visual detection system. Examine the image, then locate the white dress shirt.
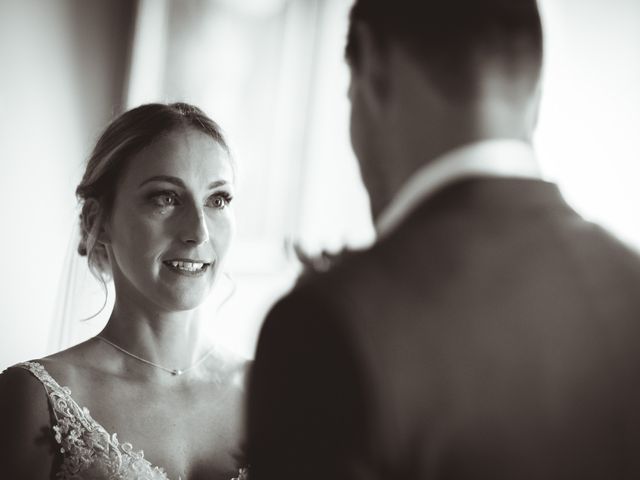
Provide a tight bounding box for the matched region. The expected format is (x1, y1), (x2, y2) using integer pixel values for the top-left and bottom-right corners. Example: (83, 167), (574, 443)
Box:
(376, 139), (542, 238)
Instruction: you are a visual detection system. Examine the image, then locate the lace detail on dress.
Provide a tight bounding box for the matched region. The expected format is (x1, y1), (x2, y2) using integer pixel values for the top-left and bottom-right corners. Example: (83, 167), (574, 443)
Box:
(13, 361), (248, 480)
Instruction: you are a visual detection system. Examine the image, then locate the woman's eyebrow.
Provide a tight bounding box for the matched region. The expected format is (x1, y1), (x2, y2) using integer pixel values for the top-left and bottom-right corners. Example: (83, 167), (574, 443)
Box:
(138, 175), (185, 188)
(138, 176), (230, 189)
(208, 180), (228, 189)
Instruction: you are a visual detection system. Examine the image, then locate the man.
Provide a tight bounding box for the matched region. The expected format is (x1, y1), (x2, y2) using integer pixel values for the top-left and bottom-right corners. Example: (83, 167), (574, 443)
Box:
(247, 1), (640, 478)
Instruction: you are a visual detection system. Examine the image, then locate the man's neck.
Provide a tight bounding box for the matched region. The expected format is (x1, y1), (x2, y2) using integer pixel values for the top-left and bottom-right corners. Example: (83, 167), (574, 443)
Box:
(375, 138), (540, 237)
(371, 108), (533, 222)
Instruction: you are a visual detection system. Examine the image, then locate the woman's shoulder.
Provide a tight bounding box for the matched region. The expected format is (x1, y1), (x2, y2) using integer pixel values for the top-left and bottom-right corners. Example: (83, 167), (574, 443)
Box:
(209, 345), (252, 389)
(203, 349), (251, 464)
(0, 363), (58, 476)
(204, 346), (251, 419)
(42, 338), (99, 365)
(0, 361), (48, 402)
(0, 361), (53, 417)
(37, 338), (105, 383)
(0, 339), (103, 426)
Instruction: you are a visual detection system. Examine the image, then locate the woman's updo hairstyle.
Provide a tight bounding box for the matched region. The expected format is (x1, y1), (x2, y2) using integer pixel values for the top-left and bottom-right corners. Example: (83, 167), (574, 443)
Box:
(76, 102), (230, 282)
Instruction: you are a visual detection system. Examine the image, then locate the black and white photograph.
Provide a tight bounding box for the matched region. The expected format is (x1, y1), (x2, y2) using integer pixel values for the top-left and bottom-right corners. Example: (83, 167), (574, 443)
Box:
(1, 0), (640, 478)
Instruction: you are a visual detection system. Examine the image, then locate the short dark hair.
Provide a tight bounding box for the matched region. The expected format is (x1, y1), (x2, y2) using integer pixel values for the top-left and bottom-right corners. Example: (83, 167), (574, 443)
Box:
(76, 102), (230, 280)
(346, 0), (544, 100)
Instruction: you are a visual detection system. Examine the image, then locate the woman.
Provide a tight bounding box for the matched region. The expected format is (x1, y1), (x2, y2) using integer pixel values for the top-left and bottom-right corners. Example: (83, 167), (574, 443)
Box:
(0, 103), (248, 480)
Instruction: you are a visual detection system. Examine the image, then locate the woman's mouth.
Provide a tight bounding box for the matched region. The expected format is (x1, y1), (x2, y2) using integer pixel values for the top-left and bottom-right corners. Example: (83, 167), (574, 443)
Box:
(162, 259), (212, 276)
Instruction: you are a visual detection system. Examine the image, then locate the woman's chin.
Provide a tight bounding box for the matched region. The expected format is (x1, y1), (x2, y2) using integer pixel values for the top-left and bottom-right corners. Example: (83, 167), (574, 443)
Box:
(153, 269), (218, 311)
(155, 285), (212, 312)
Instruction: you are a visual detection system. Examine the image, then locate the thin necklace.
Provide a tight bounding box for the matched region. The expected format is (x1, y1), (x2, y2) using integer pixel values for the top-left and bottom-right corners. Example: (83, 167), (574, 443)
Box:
(96, 335), (213, 376)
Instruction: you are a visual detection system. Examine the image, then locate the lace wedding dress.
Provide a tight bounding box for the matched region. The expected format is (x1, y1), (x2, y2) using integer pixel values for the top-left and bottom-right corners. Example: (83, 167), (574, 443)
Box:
(12, 361), (248, 480)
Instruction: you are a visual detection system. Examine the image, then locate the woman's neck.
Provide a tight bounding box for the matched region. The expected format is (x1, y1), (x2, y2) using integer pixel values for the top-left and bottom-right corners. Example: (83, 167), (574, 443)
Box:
(99, 301), (211, 377)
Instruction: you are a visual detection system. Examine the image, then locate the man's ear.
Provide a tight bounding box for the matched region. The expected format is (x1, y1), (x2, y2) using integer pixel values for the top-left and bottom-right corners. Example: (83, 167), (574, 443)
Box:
(82, 198), (110, 245)
(351, 21), (391, 114)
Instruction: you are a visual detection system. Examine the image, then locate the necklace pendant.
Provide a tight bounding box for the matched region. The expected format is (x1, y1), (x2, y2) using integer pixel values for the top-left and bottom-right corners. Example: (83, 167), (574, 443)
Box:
(95, 336), (213, 378)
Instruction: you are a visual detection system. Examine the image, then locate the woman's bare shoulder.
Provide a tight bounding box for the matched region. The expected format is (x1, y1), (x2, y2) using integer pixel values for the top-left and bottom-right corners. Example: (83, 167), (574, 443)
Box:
(39, 338), (105, 382)
(42, 338), (101, 365)
(0, 340), (104, 477)
(0, 364), (52, 430)
(0, 365), (58, 477)
(210, 345), (252, 389)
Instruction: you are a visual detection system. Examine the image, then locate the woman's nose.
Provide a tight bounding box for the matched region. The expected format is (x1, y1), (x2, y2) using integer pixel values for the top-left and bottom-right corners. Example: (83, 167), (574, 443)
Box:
(180, 204), (209, 245)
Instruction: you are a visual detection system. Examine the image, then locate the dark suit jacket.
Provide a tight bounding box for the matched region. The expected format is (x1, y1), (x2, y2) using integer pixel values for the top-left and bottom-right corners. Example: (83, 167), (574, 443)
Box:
(248, 178), (640, 479)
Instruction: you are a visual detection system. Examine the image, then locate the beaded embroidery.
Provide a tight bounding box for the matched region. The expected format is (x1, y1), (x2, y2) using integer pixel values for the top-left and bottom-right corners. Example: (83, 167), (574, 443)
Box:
(12, 361), (248, 480)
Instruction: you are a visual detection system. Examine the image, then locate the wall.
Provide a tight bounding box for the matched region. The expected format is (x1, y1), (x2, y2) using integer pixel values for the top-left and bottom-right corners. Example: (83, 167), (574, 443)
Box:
(0, 0), (134, 369)
(537, 0), (640, 247)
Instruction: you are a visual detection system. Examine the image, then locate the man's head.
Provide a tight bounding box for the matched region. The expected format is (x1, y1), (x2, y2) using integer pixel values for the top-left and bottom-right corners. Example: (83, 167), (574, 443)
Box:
(345, 0), (544, 218)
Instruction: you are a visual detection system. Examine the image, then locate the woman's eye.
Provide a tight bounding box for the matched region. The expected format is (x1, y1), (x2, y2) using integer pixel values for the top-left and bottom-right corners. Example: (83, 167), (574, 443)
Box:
(151, 192), (179, 208)
(207, 193), (232, 209)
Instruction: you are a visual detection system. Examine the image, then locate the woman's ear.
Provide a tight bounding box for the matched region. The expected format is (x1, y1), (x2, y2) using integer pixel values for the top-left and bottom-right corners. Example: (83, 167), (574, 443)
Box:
(82, 198), (110, 245)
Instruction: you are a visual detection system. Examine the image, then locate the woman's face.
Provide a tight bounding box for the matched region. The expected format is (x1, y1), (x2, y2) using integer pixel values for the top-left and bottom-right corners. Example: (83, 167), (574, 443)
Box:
(104, 127), (235, 312)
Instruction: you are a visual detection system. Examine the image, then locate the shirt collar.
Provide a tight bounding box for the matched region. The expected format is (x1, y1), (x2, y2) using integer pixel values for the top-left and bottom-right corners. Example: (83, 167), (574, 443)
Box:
(376, 139), (542, 238)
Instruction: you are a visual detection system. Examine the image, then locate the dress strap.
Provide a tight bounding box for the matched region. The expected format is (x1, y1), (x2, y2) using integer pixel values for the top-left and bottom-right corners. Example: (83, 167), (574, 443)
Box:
(13, 361), (95, 430)
(12, 361), (117, 478)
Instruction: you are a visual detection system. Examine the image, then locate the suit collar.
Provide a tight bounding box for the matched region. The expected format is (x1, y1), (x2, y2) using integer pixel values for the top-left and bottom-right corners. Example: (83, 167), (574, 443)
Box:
(376, 139), (541, 239)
